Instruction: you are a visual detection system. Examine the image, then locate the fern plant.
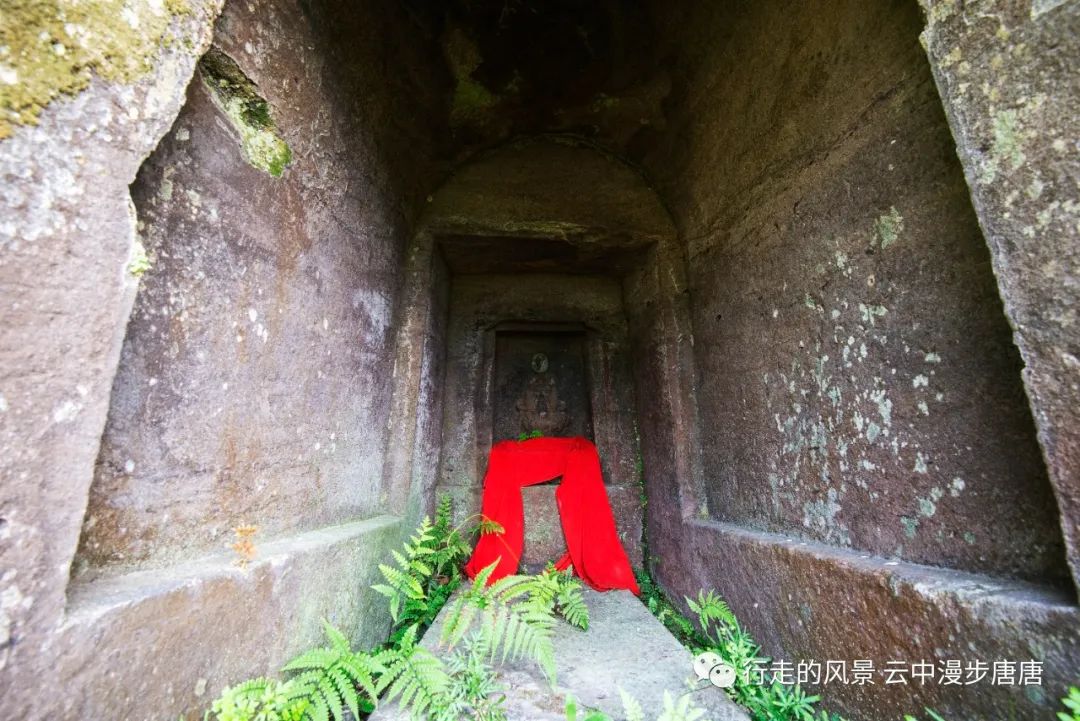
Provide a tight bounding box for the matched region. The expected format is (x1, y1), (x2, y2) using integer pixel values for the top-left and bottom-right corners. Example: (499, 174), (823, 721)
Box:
(373, 518), (438, 627)
(1061, 688), (1080, 721)
(636, 572), (708, 649)
(371, 533), (588, 719)
(564, 689), (707, 721)
(374, 497), (500, 648)
(522, 563), (590, 630)
(617, 688), (644, 721)
(767, 682), (821, 721)
(370, 620), (513, 721)
(686, 590), (736, 633)
(439, 561), (558, 680)
(656, 692), (707, 721)
(373, 624), (452, 720)
(206, 504), (596, 721)
(437, 636), (508, 721)
(431, 495), (472, 581)
(210, 678), (309, 721)
(280, 620), (380, 721)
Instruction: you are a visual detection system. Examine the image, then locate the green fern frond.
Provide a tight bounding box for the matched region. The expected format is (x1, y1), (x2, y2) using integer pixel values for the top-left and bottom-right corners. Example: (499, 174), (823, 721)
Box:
(1061, 687), (1080, 721)
(435, 495), (454, 529)
(513, 564), (589, 631)
(321, 621), (350, 653)
(308, 693), (330, 721)
(284, 648), (339, 672)
(553, 571), (588, 630)
(209, 677), (309, 721)
(489, 573), (545, 606)
(686, 589), (737, 636)
(618, 688), (645, 721)
(478, 518), (505, 536)
(439, 637), (508, 721)
(439, 567), (558, 681)
(441, 595), (481, 648)
(280, 621), (376, 721)
(374, 507), (477, 642)
(375, 644), (452, 719)
(470, 560), (500, 592)
(656, 691), (706, 721)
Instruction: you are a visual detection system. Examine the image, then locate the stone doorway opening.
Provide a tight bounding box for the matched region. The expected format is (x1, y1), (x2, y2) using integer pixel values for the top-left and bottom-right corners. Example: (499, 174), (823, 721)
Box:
(5, 0), (1078, 718)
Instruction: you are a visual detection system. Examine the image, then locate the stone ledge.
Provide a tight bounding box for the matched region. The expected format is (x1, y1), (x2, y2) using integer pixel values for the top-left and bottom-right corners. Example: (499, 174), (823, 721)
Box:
(65, 515), (402, 621)
(686, 518), (1077, 608)
(654, 517), (1080, 720)
(28, 515), (403, 720)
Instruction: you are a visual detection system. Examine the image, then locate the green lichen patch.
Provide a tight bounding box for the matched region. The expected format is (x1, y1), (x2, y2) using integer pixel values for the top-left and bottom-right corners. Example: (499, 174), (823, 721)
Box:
(0, 0), (190, 139)
(127, 239), (152, 277)
(875, 206), (904, 249)
(444, 23), (499, 127)
(451, 77), (498, 126)
(926, 0), (958, 24)
(198, 48), (291, 177)
(991, 108), (1026, 171)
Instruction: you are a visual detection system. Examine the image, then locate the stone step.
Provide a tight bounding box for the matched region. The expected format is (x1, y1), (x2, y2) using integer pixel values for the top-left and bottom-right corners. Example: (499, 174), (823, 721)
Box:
(370, 587), (750, 721)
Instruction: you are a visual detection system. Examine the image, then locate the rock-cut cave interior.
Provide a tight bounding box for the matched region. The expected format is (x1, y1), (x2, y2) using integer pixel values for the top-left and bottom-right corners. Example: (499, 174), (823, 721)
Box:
(1, 1), (1078, 720)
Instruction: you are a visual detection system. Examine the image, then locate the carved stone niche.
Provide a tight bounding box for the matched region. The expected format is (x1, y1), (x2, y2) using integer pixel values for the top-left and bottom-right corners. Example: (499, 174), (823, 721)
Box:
(474, 321), (640, 570)
(493, 327), (592, 441)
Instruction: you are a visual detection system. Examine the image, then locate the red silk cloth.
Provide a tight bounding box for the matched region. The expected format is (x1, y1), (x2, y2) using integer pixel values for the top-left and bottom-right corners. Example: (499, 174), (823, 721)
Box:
(464, 436), (640, 595)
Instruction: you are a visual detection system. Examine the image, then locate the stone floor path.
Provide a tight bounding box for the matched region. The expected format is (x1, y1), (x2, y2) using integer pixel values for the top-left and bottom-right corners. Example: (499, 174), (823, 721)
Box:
(371, 588), (750, 721)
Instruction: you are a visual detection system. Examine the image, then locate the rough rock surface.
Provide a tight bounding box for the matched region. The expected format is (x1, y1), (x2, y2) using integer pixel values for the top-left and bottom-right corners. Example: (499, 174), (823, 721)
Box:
(1, 1), (1077, 720)
(628, 2), (1079, 718)
(0, 0), (445, 717)
(0, 2), (225, 715)
(74, 0), (441, 578)
(371, 588), (750, 721)
(60, 516), (402, 720)
(644, 0), (1066, 585)
(656, 519), (1080, 720)
(919, 0), (1080, 590)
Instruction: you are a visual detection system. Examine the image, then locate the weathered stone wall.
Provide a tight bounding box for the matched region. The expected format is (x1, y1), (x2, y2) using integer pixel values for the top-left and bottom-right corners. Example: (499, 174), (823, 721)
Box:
(74, 0), (443, 579)
(0, 0), (446, 717)
(647, 0), (1065, 584)
(635, 0), (1078, 717)
(919, 0), (1080, 590)
(0, 1), (225, 715)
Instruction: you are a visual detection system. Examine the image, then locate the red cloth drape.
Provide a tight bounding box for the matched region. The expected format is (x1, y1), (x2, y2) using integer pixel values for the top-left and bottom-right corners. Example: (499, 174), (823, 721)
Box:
(464, 436), (640, 595)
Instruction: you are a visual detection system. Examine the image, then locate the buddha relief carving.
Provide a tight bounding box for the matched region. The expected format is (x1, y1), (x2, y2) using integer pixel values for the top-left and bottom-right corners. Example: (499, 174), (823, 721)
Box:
(516, 353), (569, 435)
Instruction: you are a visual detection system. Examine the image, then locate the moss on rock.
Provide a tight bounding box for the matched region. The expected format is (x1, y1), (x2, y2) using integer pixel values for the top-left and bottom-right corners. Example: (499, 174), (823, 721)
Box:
(443, 23), (499, 128)
(0, 0), (192, 139)
(198, 48), (291, 177)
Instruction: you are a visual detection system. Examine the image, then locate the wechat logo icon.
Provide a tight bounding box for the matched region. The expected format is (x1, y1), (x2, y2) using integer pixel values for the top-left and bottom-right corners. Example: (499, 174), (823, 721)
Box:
(693, 651), (737, 689)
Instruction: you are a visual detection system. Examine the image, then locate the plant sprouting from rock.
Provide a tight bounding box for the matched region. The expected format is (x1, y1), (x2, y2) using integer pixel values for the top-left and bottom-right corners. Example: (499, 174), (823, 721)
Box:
(127, 240), (152, 278)
(1060, 688), (1080, 721)
(199, 48), (292, 177)
(210, 678), (309, 721)
(231, 524), (258, 568)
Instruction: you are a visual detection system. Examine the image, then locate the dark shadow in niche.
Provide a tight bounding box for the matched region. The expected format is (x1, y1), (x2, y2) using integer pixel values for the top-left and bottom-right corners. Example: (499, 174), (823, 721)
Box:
(492, 327), (593, 443)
